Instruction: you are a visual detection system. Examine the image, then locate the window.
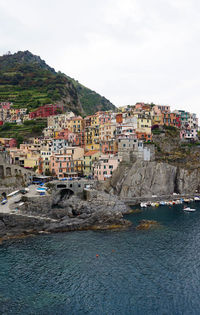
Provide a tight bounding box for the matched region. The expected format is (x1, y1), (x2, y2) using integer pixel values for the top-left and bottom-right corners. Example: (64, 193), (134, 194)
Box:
(109, 165), (113, 169)
(103, 171), (107, 175)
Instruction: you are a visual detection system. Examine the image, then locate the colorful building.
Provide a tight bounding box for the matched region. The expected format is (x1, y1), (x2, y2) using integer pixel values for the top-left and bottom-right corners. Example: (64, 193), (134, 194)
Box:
(50, 147), (84, 178)
(29, 104), (63, 119)
(93, 154), (121, 181)
(83, 151), (100, 176)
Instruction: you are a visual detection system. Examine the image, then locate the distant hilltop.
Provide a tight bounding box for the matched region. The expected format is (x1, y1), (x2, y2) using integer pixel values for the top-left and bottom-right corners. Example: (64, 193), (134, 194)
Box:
(0, 50), (116, 115)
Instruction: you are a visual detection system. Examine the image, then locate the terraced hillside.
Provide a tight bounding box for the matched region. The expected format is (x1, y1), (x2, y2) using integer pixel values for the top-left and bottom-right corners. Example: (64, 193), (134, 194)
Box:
(0, 119), (47, 145)
(0, 51), (116, 115)
(0, 51), (81, 114)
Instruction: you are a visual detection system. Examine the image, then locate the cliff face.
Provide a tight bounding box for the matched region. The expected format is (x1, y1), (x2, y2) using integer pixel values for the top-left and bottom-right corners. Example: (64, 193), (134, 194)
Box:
(109, 161), (200, 198)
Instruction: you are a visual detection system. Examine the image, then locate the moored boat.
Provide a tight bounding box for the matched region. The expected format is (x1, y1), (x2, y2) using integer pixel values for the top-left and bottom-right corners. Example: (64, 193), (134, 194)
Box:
(140, 202), (147, 208)
(183, 207), (196, 212)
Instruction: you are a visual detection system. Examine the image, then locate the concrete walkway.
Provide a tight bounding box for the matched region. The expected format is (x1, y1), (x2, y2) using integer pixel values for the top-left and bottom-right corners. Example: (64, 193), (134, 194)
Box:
(0, 185), (49, 214)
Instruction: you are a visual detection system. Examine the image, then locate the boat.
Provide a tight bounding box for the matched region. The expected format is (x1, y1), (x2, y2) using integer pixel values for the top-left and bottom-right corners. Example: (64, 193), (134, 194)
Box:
(160, 201), (166, 206)
(1, 199), (7, 205)
(140, 202), (147, 208)
(184, 199), (190, 203)
(183, 207), (196, 212)
(194, 196), (200, 201)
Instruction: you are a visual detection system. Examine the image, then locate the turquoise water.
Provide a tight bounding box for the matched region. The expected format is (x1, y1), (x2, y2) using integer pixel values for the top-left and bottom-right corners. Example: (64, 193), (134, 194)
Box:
(1, 203), (200, 314)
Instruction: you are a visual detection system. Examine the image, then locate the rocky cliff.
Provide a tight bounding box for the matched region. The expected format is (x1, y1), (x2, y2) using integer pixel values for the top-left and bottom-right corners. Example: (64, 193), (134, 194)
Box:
(108, 160), (200, 199)
(0, 189), (130, 242)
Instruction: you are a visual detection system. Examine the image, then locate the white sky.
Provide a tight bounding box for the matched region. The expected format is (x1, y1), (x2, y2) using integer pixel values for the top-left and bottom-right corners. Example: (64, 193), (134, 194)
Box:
(0, 0), (200, 117)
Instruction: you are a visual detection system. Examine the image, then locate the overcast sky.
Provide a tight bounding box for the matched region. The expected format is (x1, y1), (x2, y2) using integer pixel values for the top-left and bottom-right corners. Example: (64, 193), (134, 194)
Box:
(0, 0), (200, 116)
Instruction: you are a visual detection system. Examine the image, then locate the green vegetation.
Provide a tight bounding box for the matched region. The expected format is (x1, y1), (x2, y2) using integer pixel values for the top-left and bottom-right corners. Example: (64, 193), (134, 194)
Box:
(66, 76), (116, 115)
(0, 64), (71, 110)
(0, 51), (116, 116)
(0, 119), (47, 140)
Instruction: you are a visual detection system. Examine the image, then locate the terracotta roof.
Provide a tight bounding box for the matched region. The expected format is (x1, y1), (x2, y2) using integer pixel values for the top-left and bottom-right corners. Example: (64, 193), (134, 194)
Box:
(84, 150), (99, 157)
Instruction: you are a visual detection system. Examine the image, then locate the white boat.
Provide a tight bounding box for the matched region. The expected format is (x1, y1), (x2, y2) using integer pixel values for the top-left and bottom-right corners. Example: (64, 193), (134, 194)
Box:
(140, 202), (147, 208)
(183, 207), (196, 212)
(175, 200), (182, 204)
(194, 197), (200, 201)
(160, 201), (166, 206)
(1, 199), (7, 205)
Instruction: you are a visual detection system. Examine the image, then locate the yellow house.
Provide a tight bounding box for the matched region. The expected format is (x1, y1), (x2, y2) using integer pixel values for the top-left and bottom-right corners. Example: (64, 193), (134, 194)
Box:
(85, 125), (100, 151)
(136, 115), (152, 135)
(117, 106), (128, 113)
(83, 151), (100, 176)
(24, 152), (40, 170)
(91, 114), (99, 126)
(151, 112), (162, 126)
(73, 158), (83, 175)
(67, 116), (85, 133)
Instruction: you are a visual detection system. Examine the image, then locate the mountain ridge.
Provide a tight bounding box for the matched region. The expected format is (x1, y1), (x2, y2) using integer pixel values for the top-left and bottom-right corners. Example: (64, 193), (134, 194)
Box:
(0, 50), (116, 115)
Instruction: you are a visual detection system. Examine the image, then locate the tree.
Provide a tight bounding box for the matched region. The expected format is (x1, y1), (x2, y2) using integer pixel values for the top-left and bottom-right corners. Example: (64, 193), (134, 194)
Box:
(16, 135), (24, 148)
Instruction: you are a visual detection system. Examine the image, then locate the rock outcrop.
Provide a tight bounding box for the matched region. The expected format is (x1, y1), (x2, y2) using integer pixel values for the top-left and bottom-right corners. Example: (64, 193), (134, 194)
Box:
(0, 190), (130, 241)
(108, 160), (200, 198)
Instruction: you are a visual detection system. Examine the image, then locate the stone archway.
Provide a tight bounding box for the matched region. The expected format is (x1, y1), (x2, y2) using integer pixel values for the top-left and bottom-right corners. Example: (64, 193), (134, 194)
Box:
(60, 188), (74, 200)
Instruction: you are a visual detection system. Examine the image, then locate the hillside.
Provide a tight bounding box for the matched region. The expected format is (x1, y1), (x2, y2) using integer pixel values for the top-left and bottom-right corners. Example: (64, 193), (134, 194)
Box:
(152, 125), (200, 170)
(0, 51), (116, 115)
(0, 51), (82, 115)
(66, 76), (116, 115)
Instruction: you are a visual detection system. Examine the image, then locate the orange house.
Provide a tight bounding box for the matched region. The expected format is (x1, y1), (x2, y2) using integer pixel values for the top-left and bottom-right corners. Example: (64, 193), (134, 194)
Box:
(136, 132), (152, 141)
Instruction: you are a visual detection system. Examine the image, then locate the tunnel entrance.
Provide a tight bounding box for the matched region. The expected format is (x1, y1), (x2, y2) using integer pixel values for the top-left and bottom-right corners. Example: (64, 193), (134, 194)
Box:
(60, 188), (74, 200)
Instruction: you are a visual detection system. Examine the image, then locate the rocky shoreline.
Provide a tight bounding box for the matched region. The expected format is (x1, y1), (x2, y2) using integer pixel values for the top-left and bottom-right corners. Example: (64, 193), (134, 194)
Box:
(0, 189), (131, 243)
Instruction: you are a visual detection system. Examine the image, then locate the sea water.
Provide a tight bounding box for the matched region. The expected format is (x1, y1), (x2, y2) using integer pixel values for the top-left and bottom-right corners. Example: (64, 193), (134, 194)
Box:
(1, 203), (200, 314)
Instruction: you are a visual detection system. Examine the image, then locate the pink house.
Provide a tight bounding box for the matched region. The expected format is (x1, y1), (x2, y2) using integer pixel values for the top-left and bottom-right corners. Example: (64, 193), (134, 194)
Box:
(98, 112), (112, 125)
(0, 102), (11, 110)
(57, 129), (77, 144)
(0, 137), (17, 148)
(153, 105), (170, 114)
(93, 154), (121, 181)
(180, 129), (198, 140)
